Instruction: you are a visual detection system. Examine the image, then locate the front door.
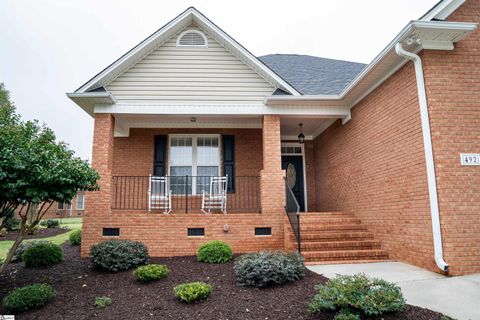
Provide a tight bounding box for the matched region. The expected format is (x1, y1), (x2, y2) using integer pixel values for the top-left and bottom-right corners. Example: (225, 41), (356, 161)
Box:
(281, 156), (305, 212)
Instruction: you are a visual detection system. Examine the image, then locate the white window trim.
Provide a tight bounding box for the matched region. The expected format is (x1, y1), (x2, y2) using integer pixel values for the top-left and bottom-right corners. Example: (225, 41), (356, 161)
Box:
(168, 134), (222, 195)
(176, 29), (208, 48)
(76, 195), (85, 210)
(281, 142), (308, 212)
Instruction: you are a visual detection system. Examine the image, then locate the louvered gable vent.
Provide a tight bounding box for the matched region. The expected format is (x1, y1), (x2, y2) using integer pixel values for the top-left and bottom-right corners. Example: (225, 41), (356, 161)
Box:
(177, 30), (207, 47)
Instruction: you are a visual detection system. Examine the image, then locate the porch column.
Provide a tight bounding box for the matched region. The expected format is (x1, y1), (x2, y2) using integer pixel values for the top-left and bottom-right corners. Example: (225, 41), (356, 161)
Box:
(81, 113), (115, 257)
(260, 115), (285, 214)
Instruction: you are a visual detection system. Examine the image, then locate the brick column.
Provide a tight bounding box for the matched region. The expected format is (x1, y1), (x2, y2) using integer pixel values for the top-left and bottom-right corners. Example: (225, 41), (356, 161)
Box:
(260, 115), (285, 214)
(81, 114), (115, 257)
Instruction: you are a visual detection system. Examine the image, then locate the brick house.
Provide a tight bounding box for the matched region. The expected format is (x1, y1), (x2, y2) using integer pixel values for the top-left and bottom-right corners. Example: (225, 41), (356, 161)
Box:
(68, 0), (479, 275)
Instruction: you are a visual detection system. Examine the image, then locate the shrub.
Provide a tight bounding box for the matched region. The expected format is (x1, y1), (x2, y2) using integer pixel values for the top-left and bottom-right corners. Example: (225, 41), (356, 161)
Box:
(22, 242), (63, 268)
(134, 264), (170, 282)
(90, 240), (149, 272)
(5, 216), (20, 231)
(234, 251), (305, 287)
(9, 240), (51, 263)
(2, 284), (55, 312)
(174, 282), (212, 303)
(197, 240), (233, 263)
(309, 274), (406, 317)
(95, 296), (112, 308)
(334, 310), (360, 320)
(69, 229), (82, 245)
(40, 219), (60, 228)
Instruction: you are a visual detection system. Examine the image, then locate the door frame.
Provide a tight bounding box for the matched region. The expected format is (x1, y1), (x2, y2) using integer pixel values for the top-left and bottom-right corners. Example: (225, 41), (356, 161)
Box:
(281, 142), (308, 212)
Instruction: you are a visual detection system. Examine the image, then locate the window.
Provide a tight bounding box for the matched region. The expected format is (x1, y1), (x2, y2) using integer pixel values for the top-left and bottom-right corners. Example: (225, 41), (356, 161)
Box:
(176, 30), (208, 47)
(169, 135), (220, 195)
(57, 202), (64, 210)
(76, 195), (85, 210)
(66, 202), (72, 210)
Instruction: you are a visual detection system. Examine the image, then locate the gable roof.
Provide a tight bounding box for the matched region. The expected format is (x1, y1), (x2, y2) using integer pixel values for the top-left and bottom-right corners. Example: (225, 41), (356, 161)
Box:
(73, 7), (299, 96)
(259, 54), (366, 95)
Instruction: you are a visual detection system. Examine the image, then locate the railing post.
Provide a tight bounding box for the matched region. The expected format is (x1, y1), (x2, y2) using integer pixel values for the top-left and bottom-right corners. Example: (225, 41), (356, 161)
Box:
(296, 213), (301, 254)
(185, 175), (189, 214)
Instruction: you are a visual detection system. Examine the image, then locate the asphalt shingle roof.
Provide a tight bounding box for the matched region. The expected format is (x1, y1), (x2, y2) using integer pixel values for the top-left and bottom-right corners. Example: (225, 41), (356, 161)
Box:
(259, 54), (366, 95)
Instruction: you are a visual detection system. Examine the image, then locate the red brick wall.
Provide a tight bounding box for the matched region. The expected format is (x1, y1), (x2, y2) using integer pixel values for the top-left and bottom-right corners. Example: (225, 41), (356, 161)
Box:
(304, 140), (317, 211)
(313, 63), (437, 271)
(42, 193), (85, 219)
(421, 0), (480, 275)
(112, 128), (263, 176)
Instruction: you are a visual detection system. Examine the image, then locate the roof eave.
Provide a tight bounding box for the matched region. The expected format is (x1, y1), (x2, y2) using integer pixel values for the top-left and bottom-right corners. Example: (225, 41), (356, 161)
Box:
(66, 92), (117, 117)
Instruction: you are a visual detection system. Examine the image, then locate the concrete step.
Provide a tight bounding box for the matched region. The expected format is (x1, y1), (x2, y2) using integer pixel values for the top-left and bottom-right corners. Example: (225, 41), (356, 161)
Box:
(300, 240), (382, 251)
(303, 249), (389, 262)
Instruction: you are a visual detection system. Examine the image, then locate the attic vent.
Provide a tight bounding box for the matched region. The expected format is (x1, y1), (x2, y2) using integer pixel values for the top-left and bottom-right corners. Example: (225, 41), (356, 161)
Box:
(177, 30), (207, 47)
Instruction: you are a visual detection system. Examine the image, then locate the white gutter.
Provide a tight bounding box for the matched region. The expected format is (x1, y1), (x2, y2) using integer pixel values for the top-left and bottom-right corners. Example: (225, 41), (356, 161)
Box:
(395, 42), (448, 273)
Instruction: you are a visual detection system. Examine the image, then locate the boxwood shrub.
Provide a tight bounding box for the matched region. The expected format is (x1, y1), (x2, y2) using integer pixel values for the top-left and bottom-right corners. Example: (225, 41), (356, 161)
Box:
(197, 240), (233, 263)
(234, 251), (305, 287)
(9, 240), (51, 263)
(309, 274), (406, 317)
(90, 240), (149, 272)
(174, 282), (213, 303)
(22, 242), (63, 268)
(133, 264), (170, 282)
(69, 229), (82, 245)
(39, 219), (60, 228)
(2, 284), (55, 312)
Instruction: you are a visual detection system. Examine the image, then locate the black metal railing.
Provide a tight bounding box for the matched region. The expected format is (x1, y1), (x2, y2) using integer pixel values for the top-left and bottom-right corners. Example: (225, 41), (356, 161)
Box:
(112, 176), (260, 213)
(285, 179), (301, 253)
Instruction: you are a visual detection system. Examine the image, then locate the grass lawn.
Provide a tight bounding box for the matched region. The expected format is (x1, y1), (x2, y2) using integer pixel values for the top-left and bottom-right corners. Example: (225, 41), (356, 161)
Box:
(0, 217), (82, 260)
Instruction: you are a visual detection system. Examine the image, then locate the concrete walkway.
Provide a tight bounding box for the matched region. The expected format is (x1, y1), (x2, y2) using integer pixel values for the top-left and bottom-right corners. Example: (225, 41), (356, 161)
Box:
(308, 262), (480, 320)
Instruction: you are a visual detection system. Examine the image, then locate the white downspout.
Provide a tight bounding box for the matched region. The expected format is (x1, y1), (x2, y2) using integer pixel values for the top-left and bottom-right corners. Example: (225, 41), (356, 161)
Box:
(395, 42), (448, 272)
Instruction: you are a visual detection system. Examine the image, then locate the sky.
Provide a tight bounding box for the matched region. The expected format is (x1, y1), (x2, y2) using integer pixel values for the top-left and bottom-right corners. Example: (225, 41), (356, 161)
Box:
(0, 0), (438, 160)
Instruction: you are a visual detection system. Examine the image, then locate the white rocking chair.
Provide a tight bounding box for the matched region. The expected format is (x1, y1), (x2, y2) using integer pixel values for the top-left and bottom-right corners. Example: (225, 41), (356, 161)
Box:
(201, 175), (228, 214)
(148, 175), (172, 214)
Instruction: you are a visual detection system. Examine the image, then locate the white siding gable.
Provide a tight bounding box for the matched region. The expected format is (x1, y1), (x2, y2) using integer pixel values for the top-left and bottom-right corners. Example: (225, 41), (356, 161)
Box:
(106, 25), (275, 104)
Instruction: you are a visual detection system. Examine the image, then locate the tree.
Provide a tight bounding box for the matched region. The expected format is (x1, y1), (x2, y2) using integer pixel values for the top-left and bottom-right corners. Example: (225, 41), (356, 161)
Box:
(0, 83), (99, 272)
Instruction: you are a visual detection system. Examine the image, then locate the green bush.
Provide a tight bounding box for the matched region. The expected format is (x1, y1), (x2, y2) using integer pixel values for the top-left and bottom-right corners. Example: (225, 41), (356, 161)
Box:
(2, 284), (55, 312)
(39, 219), (60, 228)
(90, 240), (149, 272)
(22, 242), (63, 268)
(5, 216), (20, 231)
(309, 274), (406, 317)
(174, 282), (212, 303)
(197, 240), (233, 263)
(9, 240), (51, 263)
(334, 310), (360, 320)
(234, 251), (305, 287)
(69, 229), (82, 245)
(133, 264), (170, 282)
(95, 296), (112, 308)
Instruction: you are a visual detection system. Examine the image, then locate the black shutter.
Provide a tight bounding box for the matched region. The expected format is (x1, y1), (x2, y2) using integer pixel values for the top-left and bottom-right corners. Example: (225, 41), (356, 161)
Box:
(222, 135), (235, 192)
(153, 135), (167, 176)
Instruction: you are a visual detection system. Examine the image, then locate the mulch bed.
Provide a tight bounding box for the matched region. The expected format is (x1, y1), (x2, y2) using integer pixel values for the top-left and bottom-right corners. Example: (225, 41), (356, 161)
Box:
(0, 227), (70, 241)
(0, 244), (445, 320)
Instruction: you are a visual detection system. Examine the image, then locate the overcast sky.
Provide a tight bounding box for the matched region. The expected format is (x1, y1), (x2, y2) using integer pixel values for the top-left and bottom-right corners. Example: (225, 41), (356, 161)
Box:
(0, 0), (438, 160)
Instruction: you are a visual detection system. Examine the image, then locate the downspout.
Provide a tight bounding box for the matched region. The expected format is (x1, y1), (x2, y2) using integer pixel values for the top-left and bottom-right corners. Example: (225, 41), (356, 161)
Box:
(395, 42), (449, 272)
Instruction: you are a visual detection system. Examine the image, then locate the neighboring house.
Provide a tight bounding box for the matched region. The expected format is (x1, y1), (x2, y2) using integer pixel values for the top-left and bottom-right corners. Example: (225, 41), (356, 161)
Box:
(68, 0), (479, 275)
(14, 193), (86, 219)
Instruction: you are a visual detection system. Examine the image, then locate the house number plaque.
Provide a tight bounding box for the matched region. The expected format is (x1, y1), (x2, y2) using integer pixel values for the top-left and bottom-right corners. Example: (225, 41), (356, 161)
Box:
(460, 153), (480, 166)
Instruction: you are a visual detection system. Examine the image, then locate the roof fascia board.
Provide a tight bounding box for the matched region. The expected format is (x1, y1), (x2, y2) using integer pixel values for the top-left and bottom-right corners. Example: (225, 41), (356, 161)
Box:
(420, 0), (465, 21)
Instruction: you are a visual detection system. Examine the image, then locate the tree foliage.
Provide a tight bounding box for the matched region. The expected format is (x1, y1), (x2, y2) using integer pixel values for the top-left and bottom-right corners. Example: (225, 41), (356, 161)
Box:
(0, 82), (99, 272)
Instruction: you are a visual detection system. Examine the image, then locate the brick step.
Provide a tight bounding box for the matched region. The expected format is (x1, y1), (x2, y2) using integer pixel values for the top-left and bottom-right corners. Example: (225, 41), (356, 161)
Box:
(300, 217), (362, 225)
(296, 231), (375, 242)
(300, 212), (355, 218)
(302, 249), (389, 262)
(300, 240), (382, 251)
(305, 259), (390, 266)
(300, 224), (367, 232)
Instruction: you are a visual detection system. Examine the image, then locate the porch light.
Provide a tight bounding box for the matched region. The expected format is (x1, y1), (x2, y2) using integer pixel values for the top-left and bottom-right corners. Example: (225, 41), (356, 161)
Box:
(297, 123), (305, 144)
